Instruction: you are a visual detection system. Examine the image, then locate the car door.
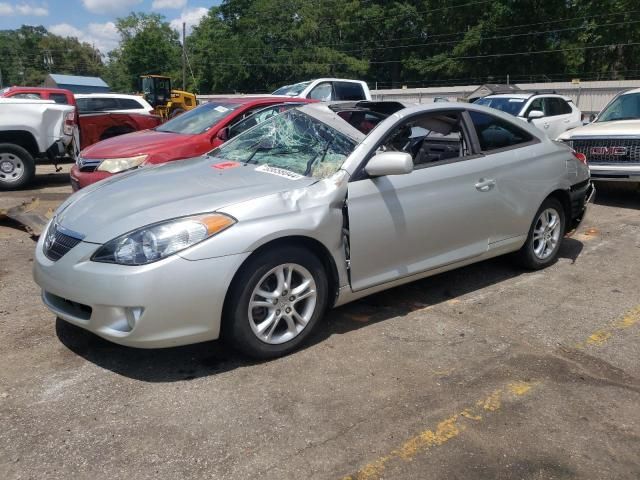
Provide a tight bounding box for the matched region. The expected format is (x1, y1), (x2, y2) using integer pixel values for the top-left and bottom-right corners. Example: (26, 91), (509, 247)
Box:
(549, 98), (579, 138)
(525, 97), (552, 135)
(466, 110), (545, 242)
(346, 110), (498, 292)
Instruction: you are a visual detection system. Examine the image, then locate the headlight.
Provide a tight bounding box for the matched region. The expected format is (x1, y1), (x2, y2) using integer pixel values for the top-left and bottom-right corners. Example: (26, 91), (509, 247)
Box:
(97, 155), (148, 173)
(91, 213), (235, 265)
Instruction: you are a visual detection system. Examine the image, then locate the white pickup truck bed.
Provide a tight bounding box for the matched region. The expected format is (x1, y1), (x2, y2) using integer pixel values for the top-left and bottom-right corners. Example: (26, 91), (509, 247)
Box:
(0, 98), (75, 190)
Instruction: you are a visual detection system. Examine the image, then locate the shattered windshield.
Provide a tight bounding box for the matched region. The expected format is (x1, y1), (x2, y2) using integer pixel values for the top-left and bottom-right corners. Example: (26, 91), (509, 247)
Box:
(597, 92), (640, 122)
(156, 102), (241, 134)
(272, 81), (312, 96)
(475, 97), (526, 116)
(210, 109), (356, 179)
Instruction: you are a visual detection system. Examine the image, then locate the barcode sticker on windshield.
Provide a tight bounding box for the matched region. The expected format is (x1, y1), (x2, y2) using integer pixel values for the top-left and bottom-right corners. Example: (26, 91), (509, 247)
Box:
(255, 164), (303, 180)
(508, 99), (525, 102)
(214, 106), (229, 112)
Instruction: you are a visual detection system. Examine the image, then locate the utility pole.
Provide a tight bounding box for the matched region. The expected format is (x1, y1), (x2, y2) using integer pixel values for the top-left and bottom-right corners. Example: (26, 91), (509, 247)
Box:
(182, 22), (186, 91)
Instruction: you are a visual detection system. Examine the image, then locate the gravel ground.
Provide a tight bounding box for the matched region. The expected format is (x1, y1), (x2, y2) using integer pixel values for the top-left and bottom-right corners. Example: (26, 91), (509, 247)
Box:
(0, 176), (639, 480)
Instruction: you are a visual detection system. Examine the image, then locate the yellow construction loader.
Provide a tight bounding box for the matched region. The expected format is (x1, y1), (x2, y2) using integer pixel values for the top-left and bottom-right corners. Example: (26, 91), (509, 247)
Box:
(140, 75), (196, 120)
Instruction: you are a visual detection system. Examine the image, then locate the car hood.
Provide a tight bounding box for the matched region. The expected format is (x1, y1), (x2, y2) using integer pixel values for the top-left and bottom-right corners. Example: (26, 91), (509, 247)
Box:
(56, 157), (317, 243)
(557, 119), (640, 140)
(81, 129), (192, 159)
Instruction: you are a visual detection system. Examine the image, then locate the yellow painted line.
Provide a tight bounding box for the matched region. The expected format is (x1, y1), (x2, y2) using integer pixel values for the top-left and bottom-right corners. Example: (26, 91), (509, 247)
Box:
(342, 306), (639, 480)
(576, 305), (640, 349)
(341, 381), (540, 480)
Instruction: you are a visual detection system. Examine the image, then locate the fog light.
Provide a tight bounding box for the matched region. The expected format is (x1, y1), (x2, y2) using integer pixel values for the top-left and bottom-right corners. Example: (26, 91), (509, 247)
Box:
(126, 307), (144, 331)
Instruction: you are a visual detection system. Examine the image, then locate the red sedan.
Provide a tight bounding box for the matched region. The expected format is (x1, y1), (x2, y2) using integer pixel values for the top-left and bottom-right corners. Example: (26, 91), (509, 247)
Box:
(70, 97), (315, 190)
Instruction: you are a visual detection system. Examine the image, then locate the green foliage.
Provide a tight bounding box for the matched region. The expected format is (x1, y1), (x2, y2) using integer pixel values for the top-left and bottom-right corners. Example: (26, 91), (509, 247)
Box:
(110, 12), (182, 91)
(0, 25), (103, 87)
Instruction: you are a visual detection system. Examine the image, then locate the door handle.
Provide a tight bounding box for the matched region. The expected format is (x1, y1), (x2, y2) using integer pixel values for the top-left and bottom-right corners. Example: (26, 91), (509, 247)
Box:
(475, 178), (496, 192)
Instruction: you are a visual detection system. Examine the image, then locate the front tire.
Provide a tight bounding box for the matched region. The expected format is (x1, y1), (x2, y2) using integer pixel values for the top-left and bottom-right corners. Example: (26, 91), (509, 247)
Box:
(223, 246), (329, 359)
(0, 143), (36, 191)
(516, 197), (566, 270)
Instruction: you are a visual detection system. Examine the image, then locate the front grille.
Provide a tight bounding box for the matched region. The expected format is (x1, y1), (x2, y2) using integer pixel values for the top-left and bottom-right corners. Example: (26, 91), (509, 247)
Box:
(44, 224), (82, 261)
(568, 138), (640, 164)
(43, 291), (92, 320)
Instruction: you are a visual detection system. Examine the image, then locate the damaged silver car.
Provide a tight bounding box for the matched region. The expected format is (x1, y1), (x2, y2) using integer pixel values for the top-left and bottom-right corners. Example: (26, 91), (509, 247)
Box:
(33, 101), (593, 358)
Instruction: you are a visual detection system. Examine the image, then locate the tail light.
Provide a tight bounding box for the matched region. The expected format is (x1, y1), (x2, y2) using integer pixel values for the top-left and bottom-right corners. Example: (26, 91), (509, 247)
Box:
(572, 150), (587, 165)
(63, 111), (75, 136)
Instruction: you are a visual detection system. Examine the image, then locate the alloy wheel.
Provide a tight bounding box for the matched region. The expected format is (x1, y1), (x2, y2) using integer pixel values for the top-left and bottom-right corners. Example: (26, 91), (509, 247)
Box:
(532, 207), (561, 260)
(248, 263), (317, 345)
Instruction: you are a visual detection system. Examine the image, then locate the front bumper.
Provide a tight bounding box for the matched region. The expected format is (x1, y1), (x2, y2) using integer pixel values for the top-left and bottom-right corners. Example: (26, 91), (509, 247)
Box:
(589, 164), (640, 182)
(33, 234), (250, 348)
(70, 164), (113, 191)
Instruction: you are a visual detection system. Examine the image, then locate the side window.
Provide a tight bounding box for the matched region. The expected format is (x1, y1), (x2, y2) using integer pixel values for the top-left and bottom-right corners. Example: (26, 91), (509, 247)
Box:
(76, 98), (90, 113)
(334, 82), (366, 100)
(525, 98), (544, 117)
(104, 98), (121, 110)
(117, 98), (144, 110)
(12, 92), (41, 99)
(469, 111), (533, 151)
(49, 93), (69, 104)
(548, 98), (572, 116)
(560, 100), (573, 114)
(229, 105), (283, 138)
(309, 82), (333, 101)
(378, 111), (469, 168)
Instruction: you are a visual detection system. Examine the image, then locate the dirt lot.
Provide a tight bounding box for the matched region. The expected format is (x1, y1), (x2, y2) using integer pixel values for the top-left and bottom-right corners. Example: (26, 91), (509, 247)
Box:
(1, 171), (639, 480)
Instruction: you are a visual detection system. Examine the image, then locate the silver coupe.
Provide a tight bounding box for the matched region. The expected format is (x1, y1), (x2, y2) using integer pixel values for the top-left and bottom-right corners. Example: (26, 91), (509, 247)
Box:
(34, 101), (593, 358)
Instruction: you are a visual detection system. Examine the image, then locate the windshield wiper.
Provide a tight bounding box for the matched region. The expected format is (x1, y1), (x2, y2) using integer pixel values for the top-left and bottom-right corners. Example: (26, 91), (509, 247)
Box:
(304, 139), (334, 176)
(244, 146), (306, 164)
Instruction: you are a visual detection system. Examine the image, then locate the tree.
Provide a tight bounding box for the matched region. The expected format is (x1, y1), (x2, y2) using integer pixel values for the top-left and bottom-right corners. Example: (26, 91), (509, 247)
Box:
(0, 25), (103, 87)
(111, 12), (182, 91)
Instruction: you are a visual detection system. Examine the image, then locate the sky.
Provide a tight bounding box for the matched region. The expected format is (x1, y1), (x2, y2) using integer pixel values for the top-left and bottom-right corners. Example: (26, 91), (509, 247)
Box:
(0, 1), (219, 53)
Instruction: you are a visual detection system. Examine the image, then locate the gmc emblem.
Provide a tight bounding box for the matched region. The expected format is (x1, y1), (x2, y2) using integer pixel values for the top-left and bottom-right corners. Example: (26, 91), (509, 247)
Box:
(590, 146), (627, 156)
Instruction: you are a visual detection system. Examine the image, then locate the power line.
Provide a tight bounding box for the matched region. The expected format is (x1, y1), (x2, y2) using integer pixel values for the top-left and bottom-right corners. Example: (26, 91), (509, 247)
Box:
(201, 8), (640, 54)
(198, 42), (640, 67)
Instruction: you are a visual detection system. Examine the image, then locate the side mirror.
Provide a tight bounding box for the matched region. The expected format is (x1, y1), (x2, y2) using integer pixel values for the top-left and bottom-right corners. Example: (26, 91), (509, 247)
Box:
(527, 110), (544, 121)
(365, 151), (413, 177)
(589, 113), (596, 122)
(216, 127), (229, 142)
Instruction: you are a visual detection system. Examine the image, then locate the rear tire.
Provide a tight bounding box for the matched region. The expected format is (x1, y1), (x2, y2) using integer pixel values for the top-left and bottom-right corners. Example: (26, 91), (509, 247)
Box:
(0, 143), (35, 191)
(515, 197), (566, 270)
(223, 246), (328, 359)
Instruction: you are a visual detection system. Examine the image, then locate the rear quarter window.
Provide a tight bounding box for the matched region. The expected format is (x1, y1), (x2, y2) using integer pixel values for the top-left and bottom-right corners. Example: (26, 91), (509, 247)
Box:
(117, 98), (145, 110)
(469, 111), (534, 151)
(49, 93), (69, 104)
(334, 82), (366, 100)
(11, 92), (42, 99)
(549, 98), (572, 115)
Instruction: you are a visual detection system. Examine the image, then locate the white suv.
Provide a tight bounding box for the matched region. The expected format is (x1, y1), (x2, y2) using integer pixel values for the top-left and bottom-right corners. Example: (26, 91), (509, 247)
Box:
(272, 78), (372, 101)
(75, 93), (154, 115)
(475, 93), (582, 139)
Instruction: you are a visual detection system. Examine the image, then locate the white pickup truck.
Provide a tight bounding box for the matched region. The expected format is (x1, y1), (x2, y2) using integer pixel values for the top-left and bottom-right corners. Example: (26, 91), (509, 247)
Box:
(0, 98), (75, 190)
(558, 87), (640, 182)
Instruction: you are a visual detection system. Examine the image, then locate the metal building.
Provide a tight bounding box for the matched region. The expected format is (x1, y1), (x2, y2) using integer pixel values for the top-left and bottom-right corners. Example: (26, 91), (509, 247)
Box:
(43, 74), (110, 94)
